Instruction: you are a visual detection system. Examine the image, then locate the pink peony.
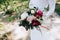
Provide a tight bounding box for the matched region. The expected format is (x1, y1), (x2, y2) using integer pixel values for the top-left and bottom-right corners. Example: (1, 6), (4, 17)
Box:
(31, 20), (41, 26)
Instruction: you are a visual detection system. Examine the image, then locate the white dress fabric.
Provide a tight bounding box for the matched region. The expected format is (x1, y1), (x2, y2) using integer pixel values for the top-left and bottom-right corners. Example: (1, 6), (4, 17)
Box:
(29, 0), (56, 16)
(29, 0), (56, 40)
(30, 27), (58, 40)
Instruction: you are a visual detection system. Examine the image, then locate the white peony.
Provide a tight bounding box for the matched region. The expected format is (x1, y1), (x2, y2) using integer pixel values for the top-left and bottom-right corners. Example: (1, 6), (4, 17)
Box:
(31, 10), (35, 14)
(21, 12), (28, 20)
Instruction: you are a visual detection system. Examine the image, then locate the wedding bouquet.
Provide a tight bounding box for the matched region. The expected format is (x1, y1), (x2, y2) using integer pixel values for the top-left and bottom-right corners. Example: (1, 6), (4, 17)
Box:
(19, 7), (43, 30)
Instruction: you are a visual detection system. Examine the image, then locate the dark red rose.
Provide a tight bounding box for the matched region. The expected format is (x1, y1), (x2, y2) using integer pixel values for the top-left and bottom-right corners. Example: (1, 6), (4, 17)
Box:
(31, 20), (41, 26)
(34, 10), (43, 18)
(37, 10), (43, 17)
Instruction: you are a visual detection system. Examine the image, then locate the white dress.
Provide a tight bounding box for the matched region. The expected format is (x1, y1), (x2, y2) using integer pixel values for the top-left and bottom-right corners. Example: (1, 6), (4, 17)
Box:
(29, 0), (56, 16)
(30, 26), (58, 40)
(29, 0), (56, 40)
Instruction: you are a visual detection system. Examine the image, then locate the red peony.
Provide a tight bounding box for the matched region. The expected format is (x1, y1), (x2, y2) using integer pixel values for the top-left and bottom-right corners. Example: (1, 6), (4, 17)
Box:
(31, 19), (41, 26)
(34, 10), (43, 18)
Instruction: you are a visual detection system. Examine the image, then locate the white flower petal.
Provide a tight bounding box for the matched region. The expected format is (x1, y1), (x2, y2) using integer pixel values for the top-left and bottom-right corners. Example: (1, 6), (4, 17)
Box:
(31, 10), (35, 14)
(21, 12), (28, 20)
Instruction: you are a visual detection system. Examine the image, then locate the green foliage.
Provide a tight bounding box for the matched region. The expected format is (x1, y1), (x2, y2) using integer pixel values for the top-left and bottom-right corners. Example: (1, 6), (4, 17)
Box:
(5, 16), (15, 22)
(0, 0), (29, 13)
(4, 10), (18, 22)
(57, 0), (60, 2)
(55, 3), (60, 16)
(0, 0), (29, 22)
